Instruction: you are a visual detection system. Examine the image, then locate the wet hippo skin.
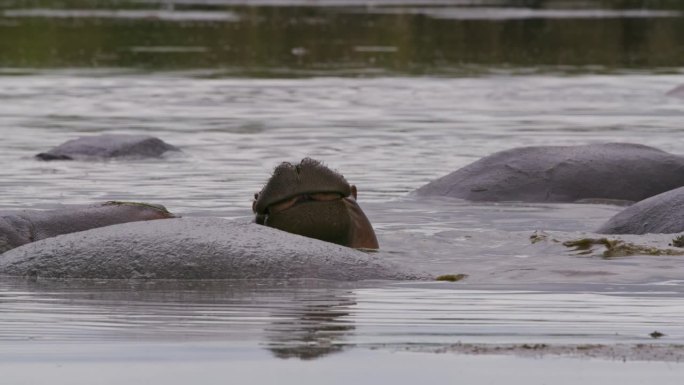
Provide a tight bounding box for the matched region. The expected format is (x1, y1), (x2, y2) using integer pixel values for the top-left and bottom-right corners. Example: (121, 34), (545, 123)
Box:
(0, 218), (423, 280)
(36, 134), (181, 161)
(414, 143), (684, 203)
(0, 201), (174, 253)
(597, 186), (684, 234)
(666, 85), (684, 98)
(253, 158), (379, 249)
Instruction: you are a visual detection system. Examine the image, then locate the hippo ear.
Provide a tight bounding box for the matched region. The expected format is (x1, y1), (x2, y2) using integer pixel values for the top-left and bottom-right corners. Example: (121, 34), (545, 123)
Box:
(252, 193), (259, 213)
(351, 185), (357, 200)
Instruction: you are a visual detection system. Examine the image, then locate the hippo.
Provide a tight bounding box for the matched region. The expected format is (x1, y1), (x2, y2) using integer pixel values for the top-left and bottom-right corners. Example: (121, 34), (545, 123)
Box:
(597, 186), (684, 234)
(414, 143), (684, 203)
(35, 134), (181, 161)
(0, 201), (175, 253)
(0, 217), (422, 280)
(253, 158), (379, 249)
(0, 159), (417, 281)
(666, 85), (684, 98)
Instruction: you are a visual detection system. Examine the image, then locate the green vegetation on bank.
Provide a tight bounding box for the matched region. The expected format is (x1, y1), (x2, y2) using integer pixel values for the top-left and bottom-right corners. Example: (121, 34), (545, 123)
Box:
(1, 0), (683, 75)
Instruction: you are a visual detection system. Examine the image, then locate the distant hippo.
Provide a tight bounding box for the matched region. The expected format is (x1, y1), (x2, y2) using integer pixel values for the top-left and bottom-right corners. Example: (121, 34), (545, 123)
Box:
(36, 134), (180, 161)
(0, 218), (422, 280)
(597, 186), (684, 234)
(253, 158), (379, 249)
(666, 85), (684, 98)
(414, 143), (684, 203)
(0, 201), (174, 253)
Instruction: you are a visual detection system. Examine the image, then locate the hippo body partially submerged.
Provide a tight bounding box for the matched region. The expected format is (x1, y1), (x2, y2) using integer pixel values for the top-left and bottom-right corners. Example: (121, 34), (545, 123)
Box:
(0, 158), (394, 281)
(415, 143), (684, 203)
(36, 134), (181, 161)
(0, 202), (174, 253)
(0, 218), (421, 280)
(598, 186), (684, 235)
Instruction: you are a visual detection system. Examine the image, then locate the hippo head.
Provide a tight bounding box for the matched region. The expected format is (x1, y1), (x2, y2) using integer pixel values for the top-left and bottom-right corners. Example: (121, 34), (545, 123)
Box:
(253, 158), (379, 249)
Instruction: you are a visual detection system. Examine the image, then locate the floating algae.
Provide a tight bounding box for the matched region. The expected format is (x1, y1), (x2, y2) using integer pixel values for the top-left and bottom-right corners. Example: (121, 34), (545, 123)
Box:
(435, 274), (468, 282)
(669, 235), (684, 248)
(562, 237), (684, 259)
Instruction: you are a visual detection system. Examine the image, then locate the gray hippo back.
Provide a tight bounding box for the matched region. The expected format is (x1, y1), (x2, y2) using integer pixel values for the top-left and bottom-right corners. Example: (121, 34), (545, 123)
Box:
(414, 143), (684, 203)
(597, 186), (684, 234)
(667, 85), (684, 98)
(0, 217), (423, 281)
(0, 202), (174, 253)
(36, 134), (180, 161)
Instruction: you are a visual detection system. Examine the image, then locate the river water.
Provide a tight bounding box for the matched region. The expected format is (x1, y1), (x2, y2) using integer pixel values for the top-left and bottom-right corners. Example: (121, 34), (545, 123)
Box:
(2, 0), (684, 383)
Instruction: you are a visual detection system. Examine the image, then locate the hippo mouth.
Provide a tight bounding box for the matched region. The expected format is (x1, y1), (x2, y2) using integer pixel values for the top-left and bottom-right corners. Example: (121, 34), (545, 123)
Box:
(265, 192), (346, 215)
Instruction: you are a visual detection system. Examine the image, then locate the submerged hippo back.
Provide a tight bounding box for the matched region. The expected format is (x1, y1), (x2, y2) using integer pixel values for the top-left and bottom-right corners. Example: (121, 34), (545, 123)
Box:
(597, 186), (684, 234)
(36, 134), (180, 161)
(415, 143), (684, 203)
(0, 202), (174, 253)
(667, 85), (684, 98)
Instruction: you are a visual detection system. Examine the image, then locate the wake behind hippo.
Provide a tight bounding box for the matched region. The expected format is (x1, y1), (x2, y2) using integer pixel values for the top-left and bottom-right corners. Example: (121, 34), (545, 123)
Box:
(415, 143), (684, 203)
(36, 134), (181, 161)
(253, 158), (379, 249)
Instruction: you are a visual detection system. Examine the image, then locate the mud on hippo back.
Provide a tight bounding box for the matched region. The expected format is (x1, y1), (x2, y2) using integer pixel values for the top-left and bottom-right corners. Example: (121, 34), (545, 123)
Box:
(414, 143), (684, 203)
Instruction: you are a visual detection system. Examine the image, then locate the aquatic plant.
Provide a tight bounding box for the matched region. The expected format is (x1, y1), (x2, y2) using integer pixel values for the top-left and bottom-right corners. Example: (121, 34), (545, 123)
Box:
(435, 274), (468, 282)
(562, 237), (684, 259)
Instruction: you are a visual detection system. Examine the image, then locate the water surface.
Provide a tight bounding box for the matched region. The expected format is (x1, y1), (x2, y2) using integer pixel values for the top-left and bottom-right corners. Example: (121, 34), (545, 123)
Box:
(2, 0), (684, 382)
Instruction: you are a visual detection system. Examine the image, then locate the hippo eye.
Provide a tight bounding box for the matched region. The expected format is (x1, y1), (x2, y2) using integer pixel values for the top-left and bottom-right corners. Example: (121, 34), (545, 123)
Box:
(267, 196), (299, 215)
(309, 193), (343, 202)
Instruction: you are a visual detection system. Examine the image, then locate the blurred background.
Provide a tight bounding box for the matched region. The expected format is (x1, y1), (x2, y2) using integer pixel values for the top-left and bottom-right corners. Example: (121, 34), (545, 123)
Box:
(1, 0), (683, 75)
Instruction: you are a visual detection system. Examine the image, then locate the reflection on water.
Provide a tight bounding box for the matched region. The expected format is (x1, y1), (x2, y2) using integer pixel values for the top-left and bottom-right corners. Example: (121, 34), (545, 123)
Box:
(3, 9), (241, 21)
(0, 278), (359, 347)
(266, 293), (356, 360)
(2, 278), (684, 360)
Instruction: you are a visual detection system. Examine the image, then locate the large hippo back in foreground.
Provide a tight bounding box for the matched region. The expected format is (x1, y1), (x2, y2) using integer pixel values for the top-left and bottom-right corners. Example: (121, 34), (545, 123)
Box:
(0, 217), (422, 281)
(414, 143), (684, 203)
